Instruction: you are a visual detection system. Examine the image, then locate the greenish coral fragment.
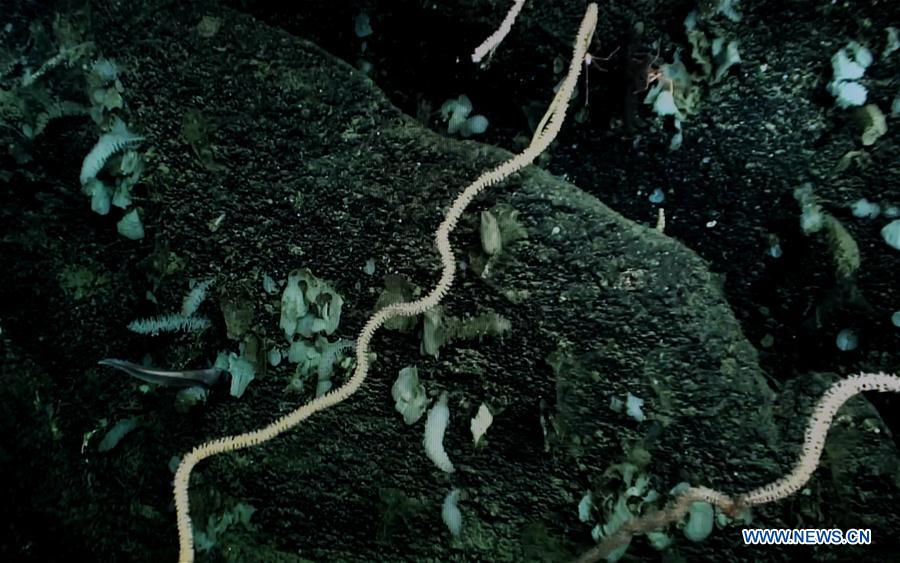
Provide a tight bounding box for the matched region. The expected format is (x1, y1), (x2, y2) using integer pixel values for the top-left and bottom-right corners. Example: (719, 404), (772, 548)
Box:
(194, 502), (256, 554)
(492, 203), (528, 246)
(127, 313), (210, 335)
(375, 274), (418, 332)
(58, 265), (109, 300)
(98, 417), (139, 452)
(823, 215), (860, 279)
(116, 209), (144, 240)
(286, 335), (353, 397)
(794, 184), (860, 279)
(174, 387), (209, 413)
(421, 306), (511, 358)
(216, 343), (259, 399)
(421, 307), (446, 357)
(480, 210), (502, 256)
(392, 366), (428, 424)
(220, 294), (253, 340)
(472, 203), (528, 277)
(451, 312), (512, 341)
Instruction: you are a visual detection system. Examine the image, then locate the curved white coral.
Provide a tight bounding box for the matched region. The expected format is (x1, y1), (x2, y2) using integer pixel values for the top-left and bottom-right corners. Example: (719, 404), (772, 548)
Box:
(80, 119), (143, 185)
(442, 488), (463, 537)
(423, 392), (454, 473)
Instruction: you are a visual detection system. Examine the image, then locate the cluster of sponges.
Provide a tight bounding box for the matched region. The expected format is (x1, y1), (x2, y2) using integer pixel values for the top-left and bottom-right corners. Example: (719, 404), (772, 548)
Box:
(79, 59), (146, 239)
(278, 268), (351, 397)
(279, 268), (343, 339)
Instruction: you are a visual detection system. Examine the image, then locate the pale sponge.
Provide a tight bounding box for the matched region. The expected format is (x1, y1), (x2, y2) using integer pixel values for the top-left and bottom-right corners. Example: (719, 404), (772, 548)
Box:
(423, 392), (454, 473)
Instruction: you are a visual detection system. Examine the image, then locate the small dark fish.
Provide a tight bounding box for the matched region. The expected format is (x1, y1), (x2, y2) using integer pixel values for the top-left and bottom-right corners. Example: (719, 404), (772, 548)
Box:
(98, 358), (227, 388)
